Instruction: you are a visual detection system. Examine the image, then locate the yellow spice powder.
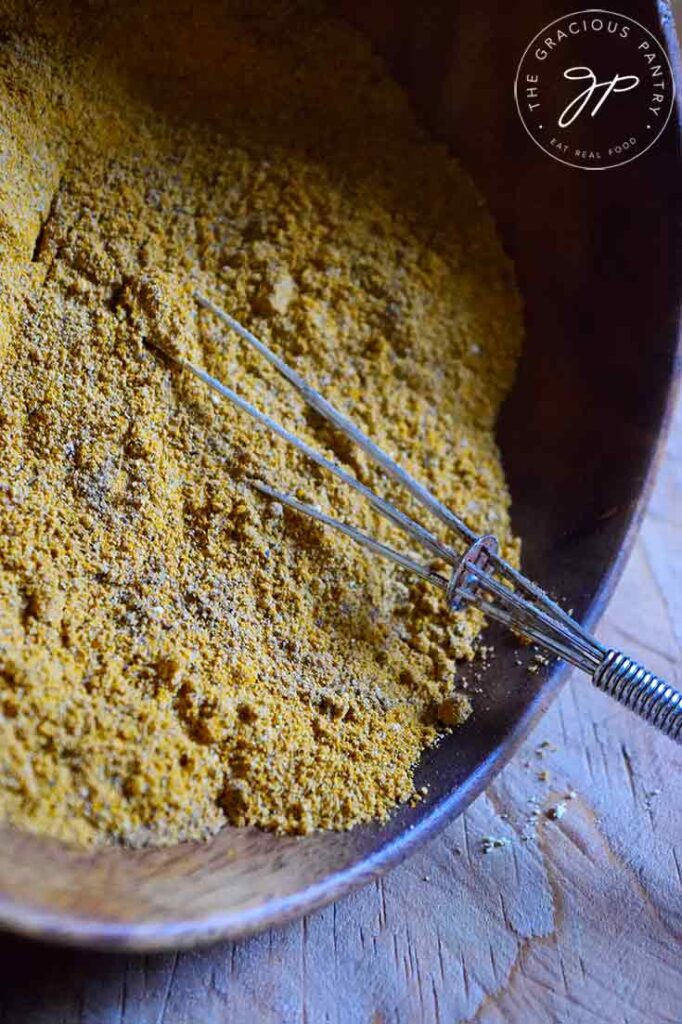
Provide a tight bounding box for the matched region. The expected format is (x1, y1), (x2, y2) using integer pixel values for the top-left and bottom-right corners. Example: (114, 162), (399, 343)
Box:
(0, 0), (522, 845)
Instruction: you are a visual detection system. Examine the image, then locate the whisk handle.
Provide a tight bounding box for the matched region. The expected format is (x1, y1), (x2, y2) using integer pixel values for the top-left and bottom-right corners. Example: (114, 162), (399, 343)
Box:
(592, 650), (682, 742)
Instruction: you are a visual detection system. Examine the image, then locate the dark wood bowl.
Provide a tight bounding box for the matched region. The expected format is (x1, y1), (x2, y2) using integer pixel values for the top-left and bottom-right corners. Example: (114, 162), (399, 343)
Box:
(0, 0), (679, 951)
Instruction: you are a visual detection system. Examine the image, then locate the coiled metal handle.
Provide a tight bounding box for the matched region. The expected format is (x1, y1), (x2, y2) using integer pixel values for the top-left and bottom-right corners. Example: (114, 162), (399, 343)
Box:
(593, 650), (682, 742)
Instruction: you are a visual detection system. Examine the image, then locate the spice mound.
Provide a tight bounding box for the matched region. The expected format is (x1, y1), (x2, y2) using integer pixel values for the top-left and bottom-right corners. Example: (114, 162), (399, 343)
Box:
(0, 0), (522, 845)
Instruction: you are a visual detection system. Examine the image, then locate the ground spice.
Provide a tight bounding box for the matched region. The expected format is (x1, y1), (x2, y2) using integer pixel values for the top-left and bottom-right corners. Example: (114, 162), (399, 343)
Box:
(0, 0), (522, 845)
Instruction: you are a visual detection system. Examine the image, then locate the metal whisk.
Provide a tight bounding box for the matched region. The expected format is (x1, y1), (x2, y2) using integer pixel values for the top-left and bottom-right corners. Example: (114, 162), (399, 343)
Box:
(154, 292), (682, 744)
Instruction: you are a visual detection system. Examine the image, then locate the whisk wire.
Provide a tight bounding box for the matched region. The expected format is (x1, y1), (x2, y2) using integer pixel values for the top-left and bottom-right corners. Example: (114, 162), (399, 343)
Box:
(195, 291), (478, 544)
(254, 482), (449, 590)
(151, 293), (681, 744)
(158, 338), (457, 568)
(195, 291), (595, 650)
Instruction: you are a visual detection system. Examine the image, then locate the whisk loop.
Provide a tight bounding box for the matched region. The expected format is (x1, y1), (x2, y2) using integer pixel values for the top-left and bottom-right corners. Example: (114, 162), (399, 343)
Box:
(153, 292), (681, 744)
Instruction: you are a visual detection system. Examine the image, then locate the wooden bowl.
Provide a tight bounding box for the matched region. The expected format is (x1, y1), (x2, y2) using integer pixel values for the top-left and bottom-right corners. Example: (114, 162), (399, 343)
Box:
(0, 0), (679, 951)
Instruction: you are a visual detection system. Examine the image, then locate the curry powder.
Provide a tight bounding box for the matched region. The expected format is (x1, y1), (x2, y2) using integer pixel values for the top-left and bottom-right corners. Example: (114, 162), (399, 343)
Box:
(0, 0), (522, 845)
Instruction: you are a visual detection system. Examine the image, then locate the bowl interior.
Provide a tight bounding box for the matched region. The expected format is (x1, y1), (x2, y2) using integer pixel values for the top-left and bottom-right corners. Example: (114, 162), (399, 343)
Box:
(0, 0), (679, 950)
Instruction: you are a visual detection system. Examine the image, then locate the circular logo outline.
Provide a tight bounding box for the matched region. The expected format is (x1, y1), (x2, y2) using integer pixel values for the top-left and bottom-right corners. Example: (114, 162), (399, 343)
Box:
(513, 8), (676, 170)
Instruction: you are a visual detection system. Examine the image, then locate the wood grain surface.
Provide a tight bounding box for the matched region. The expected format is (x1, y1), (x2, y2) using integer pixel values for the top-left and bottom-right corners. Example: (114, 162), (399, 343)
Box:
(0, 405), (678, 1024)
